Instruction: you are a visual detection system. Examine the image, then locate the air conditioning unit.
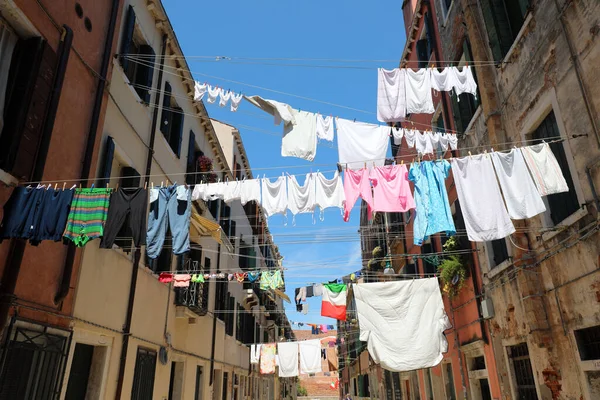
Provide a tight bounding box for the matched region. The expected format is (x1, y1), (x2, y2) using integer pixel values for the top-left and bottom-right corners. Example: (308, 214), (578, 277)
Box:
(481, 298), (495, 320)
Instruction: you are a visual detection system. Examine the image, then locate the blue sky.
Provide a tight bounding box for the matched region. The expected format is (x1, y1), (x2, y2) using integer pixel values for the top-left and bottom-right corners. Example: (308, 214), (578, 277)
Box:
(164, 0), (406, 326)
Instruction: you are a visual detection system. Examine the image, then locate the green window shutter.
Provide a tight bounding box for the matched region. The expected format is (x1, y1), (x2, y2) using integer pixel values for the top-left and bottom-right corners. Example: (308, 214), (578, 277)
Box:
(98, 136), (115, 187)
(480, 0), (513, 62)
(160, 82), (172, 136)
(137, 44), (155, 104)
(120, 5), (136, 71)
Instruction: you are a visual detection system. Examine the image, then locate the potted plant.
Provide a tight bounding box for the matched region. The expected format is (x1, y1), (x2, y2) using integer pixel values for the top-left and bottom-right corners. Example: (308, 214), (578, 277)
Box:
(197, 155), (213, 172)
(437, 237), (467, 298)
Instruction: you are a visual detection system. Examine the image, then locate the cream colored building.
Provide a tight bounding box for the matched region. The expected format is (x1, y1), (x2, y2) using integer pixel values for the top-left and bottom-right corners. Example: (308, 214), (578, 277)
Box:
(57, 1), (294, 399)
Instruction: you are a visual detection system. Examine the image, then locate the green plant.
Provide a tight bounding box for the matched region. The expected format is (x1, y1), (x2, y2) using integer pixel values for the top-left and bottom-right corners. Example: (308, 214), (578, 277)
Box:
(437, 237), (467, 298)
(297, 383), (308, 396)
(372, 246), (384, 259)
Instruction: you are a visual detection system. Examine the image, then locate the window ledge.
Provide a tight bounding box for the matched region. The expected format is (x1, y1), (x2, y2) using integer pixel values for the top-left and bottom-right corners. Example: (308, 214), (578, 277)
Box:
(501, 13), (534, 65)
(112, 58), (151, 111)
(541, 207), (589, 242)
(0, 169), (19, 186)
(485, 258), (513, 280)
(464, 106), (483, 136)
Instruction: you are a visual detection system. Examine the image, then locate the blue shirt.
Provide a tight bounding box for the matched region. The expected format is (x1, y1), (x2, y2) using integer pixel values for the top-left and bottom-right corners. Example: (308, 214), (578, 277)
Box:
(408, 160), (456, 245)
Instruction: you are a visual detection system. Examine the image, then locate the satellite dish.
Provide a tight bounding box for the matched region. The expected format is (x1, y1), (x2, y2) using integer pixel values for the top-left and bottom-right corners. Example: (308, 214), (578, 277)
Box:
(159, 346), (168, 365)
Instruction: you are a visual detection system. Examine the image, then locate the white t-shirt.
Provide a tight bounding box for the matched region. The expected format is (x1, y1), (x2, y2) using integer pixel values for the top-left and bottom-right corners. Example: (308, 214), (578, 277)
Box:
(261, 176), (288, 217)
(451, 155), (515, 241)
(282, 109), (317, 161)
(287, 174), (316, 215)
(316, 114), (335, 142)
(491, 149), (546, 219)
(315, 171), (346, 216)
(240, 179), (261, 205)
(405, 68), (434, 114)
(377, 68), (406, 122)
(336, 118), (390, 170)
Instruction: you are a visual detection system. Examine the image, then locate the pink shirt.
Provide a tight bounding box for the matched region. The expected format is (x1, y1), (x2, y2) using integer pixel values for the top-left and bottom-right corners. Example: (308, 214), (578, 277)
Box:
(370, 165), (416, 212)
(343, 168), (374, 222)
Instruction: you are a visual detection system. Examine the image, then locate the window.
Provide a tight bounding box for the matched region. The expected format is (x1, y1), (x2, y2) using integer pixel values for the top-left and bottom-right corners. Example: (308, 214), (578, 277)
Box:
(119, 5), (155, 104)
(531, 111), (579, 225)
(0, 33), (58, 180)
(481, 0), (530, 61)
(65, 343), (108, 400)
(131, 347), (157, 400)
(226, 296), (235, 336)
(0, 325), (69, 399)
(160, 82), (184, 157)
(421, 242), (438, 275)
(221, 372), (228, 400)
(507, 343), (537, 399)
(443, 362), (456, 400)
(194, 366), (203, 400)
(488, 238), (509, 268)
(147, 230), (172, 273)
(575, 325), (600, 361)
(214, 280), (228, 322)
(451, 41), (480, 134)
(186, 130), (204, 185)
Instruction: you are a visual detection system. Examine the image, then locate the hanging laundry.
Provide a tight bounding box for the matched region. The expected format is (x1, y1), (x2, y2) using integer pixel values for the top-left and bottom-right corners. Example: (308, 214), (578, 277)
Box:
(240, 179), (261, 205)
(219, 89), (231, 107)
(451, 155), (515, 241)
(327, 348), (338, 371)
(230, 92), (243, 112)
(452, 66), (478, 100)
(296, 287), (307, 303)
(415, 131), (434, 155)
(260, 343), (277, 374)
(247, 270), (260, 282)
(405, 68), (435, 114)
(146, 185), (191, 259)
(321, 283), (347, 321)
(343, 168), (374, 222)
(336, 118), (390, 171)
(100, 188), (148, 249)
(403, 128), (418, 148)
(277, 342), (299, 377)
(206, 85), (219, 104)
(313, 283), (324, 297)
(287, 174), (316, 218)
(194, 82), (207, 101)
(203, 181), (226, 201)
(327, 324), (335, 330)
(302, 303), (309, 315)
(315, 171), (345, 219)
(391, 127), (404, 145)
(234, 272), (246, 283)
(409, 160), (456, 246)
(377, 68), (406, 122)
(261, 176), (287, 217)
(353, 278), (451, 372)
(431, 67), (456, 92)
(491, 149), (546, 219)
(158, 273), (173, 283)
(281, 109), (317, 161)
(173, 274), (191, 287)
(250, 344), (262, 364)
(223, 180), (242, 204)
(63, 188), (112, 247)
(520, 143), (569, 196)
(370, 165), (416, 213)
(191, 274), (204, 283)
(245, 95), (296, 126)
(321, 349), (327, 359)
(316, 114), (335, 142)
(439, 132), (458, 151)
(306, 285), (314, 297)
(320, 324), (328, 333)
(299, 339), (323, 374)
(259, 270), (284, 290)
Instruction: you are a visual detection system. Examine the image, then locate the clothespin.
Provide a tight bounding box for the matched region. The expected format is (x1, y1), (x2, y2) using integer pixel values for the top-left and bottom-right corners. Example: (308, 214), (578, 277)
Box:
(62, 182), (66, 191)
(161, 181), (164, 187)
(144, 181), (148, 189)
(106, 182), (109, 189)
(401, 159), (404, 165)
(116, 182), (119, 190)
(70, 184), (77, 190)
(79, 183), (82, 189)
(54, 183), (58, 190)
(468, 151), (472, 156)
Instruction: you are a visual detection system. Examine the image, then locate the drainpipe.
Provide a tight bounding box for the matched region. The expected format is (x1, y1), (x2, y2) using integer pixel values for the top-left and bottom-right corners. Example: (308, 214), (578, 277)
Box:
(114, 32), (168, 400)
(54, 0), (120, 305)
(210, 200), (223, 386)
(0, 24), (74, 324)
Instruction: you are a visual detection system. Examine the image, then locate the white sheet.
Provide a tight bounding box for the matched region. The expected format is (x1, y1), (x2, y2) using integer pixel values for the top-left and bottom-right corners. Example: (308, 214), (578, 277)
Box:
(520, 143), (569, 196)
(405, 68), (434, 114)
(250, 344), (261, 364)
(277, 342), (299, 377)
(377, 68), (406, 122)
(336, 118), (390, 170)
(299, 339), (323, 374)
(353, 278), (451, 372)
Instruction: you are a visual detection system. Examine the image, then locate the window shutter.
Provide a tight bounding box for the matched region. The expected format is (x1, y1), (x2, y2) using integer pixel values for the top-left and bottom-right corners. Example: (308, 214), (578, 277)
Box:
(186, 130), (196, 184)
(175, 110), (184, 157)
(120, 5), (136, 72)
(160, 82), (172, 136)
(120, 166), (141, 188)
(480, 0), (511, 62)
(99, 136), (115, 187)
(450, 93), (464, 134)
(416, 39), (429, 69)
(517, 0), (530, 19)
(137, 44), (155, 104)
(424, 12), (434, 59)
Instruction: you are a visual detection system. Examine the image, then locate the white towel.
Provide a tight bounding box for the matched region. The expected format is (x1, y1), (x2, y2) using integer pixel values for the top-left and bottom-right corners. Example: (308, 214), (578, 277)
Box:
(336, 118), (390, 170)
(377, 68), (406, 122)
(282, 110), (317, 161)
(316, 114), (335, 142)
(261, 176), (288, 217)
(287, 174), (316, 216)
(315, 171), (345, 217)
(451, 155), (515, 241)
(277, 342), (299, 377)
(299, 339), (323, 374)
(240, 179), (261, 205)
(520, 143), (569, 196)
(250, 344), (262, 364)
(491, 149), (546, 219)
(353, 278), (451, 372)
(405, 68), (435, 114)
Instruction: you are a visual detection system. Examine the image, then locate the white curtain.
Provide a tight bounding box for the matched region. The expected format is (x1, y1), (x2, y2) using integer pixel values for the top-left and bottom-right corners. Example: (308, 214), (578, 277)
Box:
(0, 21), (17, 135)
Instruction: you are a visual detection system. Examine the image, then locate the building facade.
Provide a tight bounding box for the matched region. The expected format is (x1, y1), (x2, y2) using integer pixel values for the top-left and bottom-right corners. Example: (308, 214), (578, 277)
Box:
(0, 0), (121, 397)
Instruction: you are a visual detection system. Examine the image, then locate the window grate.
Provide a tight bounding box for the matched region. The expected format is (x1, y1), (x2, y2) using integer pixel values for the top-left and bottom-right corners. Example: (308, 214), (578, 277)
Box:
(508, 343), (537, 399)
(131, 347), (156, 400)
(575, 325), (600, 361)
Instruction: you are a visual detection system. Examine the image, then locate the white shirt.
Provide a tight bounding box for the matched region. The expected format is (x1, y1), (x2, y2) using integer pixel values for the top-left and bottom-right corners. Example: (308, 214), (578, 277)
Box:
(281, 109), (317, 161)
(491, 149), (546, 219)
(316, 114), (335, 142)
(244, 95), (296, 126)
(230, 92), (243, 112)
(206, 85), (219, 104)
(377, 68), (406, 122)
(336, 118), (390, 170)
(240, 179), (261, 205)
(194, 82), (207, 101)
(391, 127), (404, 145)
(405, 68), (434, 114)
(453, 66), (478, 100)
(353, 279), (451, 372)
(451, 155), (515, 241)
(218, 89), (231, 107)
(223, 180), (242, 204)
(431, 67), (457, 92)
(287, 174), (316, 215)
(315, 171), (346, 216)
(261, 176), (287, 217)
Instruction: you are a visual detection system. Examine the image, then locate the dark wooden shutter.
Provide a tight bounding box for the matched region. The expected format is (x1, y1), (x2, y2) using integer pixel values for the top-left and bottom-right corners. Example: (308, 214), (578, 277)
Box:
(517, 0), (530, 19)
(116, 166), (141, 252)
(424, 12), (434, 59)
(0, 37), (56, 180)
(131, 348), (156, 400)
(186, 130), (196, 184)
(174, 110), (184, 157)
(416, 39), (429, 69)
(160, 82), (172, 136)
(120, 5), (136, 72)
(137, 44), (155, 104)
(98, 136), (115, 187)
(480, 0), (513, 62)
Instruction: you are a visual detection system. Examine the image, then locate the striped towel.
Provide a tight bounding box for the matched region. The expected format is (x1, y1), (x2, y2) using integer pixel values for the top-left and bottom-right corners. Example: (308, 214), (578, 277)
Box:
(63, 188), (112, 246)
